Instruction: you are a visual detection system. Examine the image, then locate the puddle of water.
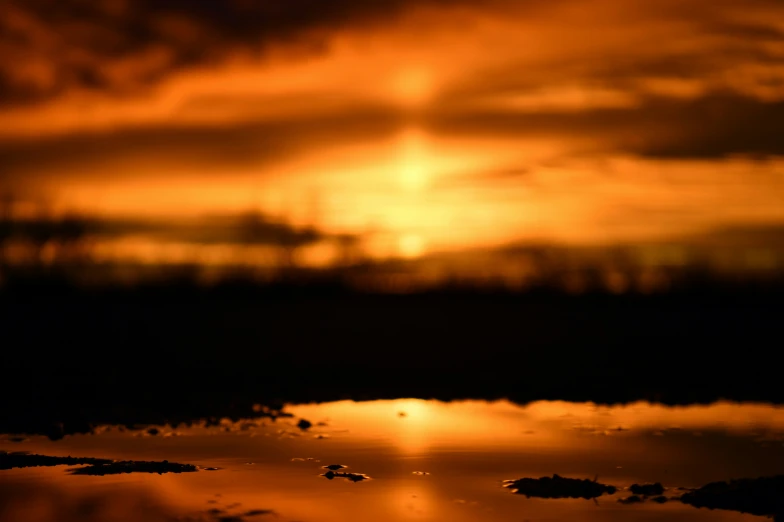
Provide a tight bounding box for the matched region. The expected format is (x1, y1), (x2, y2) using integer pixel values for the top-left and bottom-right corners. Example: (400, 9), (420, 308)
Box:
(2, 399), (783, 522)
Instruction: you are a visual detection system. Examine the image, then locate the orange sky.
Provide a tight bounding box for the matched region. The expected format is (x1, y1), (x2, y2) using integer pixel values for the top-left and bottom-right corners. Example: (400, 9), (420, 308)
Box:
(1, 0), (783, 257)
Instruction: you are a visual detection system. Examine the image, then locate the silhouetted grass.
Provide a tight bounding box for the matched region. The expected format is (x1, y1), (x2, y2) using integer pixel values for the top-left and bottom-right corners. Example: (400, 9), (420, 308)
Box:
(1, 270), (782, 438)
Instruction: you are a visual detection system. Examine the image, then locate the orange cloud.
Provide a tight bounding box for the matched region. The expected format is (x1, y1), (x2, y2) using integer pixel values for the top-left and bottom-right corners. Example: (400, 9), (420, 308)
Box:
(1, 0), (783, 252)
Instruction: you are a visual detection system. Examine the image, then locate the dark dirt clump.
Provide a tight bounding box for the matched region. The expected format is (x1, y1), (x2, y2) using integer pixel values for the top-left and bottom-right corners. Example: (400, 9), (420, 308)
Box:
(503, 474), (617, 499)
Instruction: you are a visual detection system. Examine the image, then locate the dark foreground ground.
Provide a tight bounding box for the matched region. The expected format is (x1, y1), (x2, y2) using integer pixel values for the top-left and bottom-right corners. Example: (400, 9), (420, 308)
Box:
(1, 279), (782, 438)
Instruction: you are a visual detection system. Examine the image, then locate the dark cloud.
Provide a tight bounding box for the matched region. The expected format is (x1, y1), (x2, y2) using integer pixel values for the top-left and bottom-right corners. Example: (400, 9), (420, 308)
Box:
(0, 0), (481, 107)
(610, 92), (784, 159)
(696, 19), (784, 41)
(2, 0), (783, 186)
(3, 89), (782, 186)
(428, 91), (784, 159)
(435, 2), (784, 115)
(0, 103), (404, 182)
(700, 223), (784, 248)
(2, 0), (782, 113)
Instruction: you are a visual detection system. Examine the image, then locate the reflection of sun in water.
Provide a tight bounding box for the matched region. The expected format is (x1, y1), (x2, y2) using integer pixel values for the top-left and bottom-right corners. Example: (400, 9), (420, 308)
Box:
(389, 485), (435, 520)
(399, 234), (425, 258)
(394, 399), (433, 456)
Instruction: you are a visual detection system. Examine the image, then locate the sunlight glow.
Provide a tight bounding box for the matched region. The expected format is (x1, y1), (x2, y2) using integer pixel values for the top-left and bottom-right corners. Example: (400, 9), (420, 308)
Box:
(391, 67), (435, 108)
(289, 399), (784, 457)
(399, 234), (425, 259)
(400, 161), (428, 192)
(391, 399), (434, 456)
(397, 128), (430, 192)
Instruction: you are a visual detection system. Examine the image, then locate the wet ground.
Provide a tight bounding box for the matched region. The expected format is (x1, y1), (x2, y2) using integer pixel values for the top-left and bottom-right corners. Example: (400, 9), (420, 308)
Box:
(2, 399), (783, 522)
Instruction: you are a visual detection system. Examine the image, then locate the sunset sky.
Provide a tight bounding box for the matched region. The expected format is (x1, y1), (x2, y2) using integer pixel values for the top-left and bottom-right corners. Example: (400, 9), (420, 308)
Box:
(2, 0), (783, 258)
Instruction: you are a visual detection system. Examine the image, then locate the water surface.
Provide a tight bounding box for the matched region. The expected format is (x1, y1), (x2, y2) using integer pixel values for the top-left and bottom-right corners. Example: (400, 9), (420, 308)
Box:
(2, 399), (783, 522)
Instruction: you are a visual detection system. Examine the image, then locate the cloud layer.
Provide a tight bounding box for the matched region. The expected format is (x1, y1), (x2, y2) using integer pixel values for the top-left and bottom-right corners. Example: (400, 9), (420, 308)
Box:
(1, 0), (783, 248)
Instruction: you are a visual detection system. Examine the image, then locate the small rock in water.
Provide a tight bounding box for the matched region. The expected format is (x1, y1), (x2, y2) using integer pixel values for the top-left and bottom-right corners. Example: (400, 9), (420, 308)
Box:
(322, 464), (347, 471)
(243, 509), (276, 517)
(503, 474), (617, 499)
(70, 459), (199, 476)
(630, 482), (665, 496)
(680, 475), (784, 519)
(412, 471), (430, 476)
(321, 471), (371, 482)
(1, 452), (112, 470)
(297, 419), (313, 431)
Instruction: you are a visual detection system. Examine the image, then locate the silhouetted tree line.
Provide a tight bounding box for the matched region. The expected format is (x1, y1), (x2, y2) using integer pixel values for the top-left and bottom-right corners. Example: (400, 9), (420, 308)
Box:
(0, 194), (91, 269)
(237, 209), (321, 269)
(1, 192), (782, 293)
(0, 193), (370, 287)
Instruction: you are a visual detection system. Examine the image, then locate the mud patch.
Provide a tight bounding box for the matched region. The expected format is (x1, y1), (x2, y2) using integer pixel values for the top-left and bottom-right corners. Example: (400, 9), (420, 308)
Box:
(503, 474), (617, 499)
